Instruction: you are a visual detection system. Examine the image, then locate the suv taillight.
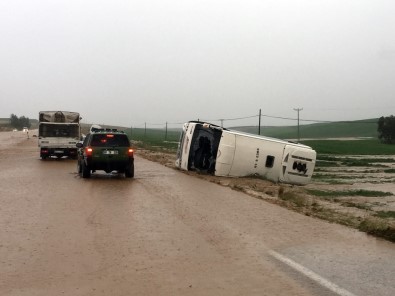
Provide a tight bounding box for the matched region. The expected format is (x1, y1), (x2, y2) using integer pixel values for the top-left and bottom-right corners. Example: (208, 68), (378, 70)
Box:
(85, 147), (93, 156)
(128, 148), (134, 157)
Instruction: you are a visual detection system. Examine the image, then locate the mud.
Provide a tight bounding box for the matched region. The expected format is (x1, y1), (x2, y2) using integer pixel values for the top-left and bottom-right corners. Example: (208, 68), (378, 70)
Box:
(136, 147), (395, 241)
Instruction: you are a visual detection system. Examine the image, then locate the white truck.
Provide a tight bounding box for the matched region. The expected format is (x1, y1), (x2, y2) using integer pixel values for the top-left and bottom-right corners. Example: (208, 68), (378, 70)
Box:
(175, 121), (316, 185)
(38, 111), (81, 159)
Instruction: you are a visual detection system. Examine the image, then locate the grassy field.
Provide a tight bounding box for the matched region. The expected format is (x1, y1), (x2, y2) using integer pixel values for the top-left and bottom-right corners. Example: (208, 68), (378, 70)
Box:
(302, 139), (395, 155)
(126, 127), (181, 151)
(0, 118), (10, 124)
(232, 118), (379, 139)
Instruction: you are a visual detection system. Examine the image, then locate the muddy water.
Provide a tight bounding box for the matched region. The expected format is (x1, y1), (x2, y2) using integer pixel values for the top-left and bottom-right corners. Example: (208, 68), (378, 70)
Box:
(1, 133), (395, 295)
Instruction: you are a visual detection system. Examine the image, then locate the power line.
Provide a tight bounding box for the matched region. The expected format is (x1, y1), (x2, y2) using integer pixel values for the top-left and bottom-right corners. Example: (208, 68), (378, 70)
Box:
(261, 114), (377, 124)
(201, 114), (259, 122)
(133, 112), (378, 128)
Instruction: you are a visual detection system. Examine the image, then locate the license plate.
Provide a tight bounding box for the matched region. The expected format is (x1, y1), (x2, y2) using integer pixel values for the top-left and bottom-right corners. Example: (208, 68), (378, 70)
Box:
(55, 150), (64, 153)
(103, 150), (118, 155)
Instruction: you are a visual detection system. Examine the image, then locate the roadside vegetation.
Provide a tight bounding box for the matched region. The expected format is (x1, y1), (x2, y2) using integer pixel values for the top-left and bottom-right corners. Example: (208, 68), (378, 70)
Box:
(306, 189), (393, 198)
(305, 150), (395, 242)
(0, 116), (38, 131)
(302, 139), (395, 155)
(128, 127), (180, 150)
(293, 137), (395, 242)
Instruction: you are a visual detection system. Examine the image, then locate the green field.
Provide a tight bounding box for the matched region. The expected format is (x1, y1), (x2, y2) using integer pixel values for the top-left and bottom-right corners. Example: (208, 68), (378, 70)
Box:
(126, 127), (180, 151)
(0, 118), (10, 125)
(232, 118), (378, 139)
(302, 139), (395, 155)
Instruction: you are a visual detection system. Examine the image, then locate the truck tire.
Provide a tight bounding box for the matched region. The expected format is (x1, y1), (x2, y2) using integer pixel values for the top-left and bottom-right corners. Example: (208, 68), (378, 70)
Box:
(125, 162), (134, 178)
(82, 161), (91, 178)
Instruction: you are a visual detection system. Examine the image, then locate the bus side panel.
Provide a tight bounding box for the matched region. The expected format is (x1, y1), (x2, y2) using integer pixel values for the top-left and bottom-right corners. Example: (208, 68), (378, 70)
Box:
(226, 134), (284, 182)
(279, 145), (316, 185)
(214, 132), (236, 176)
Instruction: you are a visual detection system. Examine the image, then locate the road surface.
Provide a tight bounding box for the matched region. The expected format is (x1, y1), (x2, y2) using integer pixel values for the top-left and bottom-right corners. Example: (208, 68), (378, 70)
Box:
(1, 131), (395, 296)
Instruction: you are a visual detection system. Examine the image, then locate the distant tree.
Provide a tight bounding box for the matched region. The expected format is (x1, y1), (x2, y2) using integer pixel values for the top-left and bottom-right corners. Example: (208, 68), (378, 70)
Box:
(19, 116), (31, 128)
(10, 114), (19, 128)
(9, 114), (31, 130)
(378, 116), (395, 144)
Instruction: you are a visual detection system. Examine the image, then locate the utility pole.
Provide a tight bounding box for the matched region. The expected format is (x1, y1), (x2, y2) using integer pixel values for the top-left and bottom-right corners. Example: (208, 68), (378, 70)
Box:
(293, 108), (303, 142)
(144, 122), (146, 138)
(165, 122), (168, 141)
(220, 119), (224, 127)
(258, 108), (261, 135)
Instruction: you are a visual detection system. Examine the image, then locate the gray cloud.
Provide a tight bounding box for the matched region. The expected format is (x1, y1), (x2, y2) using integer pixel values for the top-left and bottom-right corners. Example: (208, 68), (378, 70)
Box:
(1, 0), (395, 128)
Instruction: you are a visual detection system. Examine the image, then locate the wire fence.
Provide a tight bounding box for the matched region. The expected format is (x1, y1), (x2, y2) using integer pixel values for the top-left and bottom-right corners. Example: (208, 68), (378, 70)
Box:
(133, 111), (378, 130)
(80, 110), (379, 146)
(125, 110), (379, 144)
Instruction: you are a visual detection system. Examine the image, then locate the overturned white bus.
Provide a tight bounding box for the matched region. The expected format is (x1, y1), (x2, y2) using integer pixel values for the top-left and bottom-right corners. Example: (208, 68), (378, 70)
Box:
(175, 121), (316, 185)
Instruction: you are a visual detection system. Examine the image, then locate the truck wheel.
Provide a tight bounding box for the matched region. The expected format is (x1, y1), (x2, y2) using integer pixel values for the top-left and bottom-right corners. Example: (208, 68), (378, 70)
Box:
(82, 161), (91, 178)
(125, 162), (134, 178)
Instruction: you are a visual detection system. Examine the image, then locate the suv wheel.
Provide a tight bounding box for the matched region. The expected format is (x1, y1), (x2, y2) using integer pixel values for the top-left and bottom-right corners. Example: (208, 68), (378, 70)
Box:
(125, 162), (134, 178)
(82, 160), (91, 178)
(77, 159), (82, 174)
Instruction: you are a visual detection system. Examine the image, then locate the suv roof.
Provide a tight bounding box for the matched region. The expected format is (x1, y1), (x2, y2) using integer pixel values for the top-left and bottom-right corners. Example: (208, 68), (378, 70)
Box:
(91, 128), (124, 134)
(88, 132), (130, 147)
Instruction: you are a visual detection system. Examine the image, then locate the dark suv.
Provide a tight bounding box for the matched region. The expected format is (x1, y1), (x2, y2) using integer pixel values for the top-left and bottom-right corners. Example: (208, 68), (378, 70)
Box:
(76, 129), (134, 178)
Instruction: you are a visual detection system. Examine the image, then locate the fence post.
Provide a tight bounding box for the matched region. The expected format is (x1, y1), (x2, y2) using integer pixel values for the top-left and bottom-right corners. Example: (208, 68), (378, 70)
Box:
(258, 108), (261, 135)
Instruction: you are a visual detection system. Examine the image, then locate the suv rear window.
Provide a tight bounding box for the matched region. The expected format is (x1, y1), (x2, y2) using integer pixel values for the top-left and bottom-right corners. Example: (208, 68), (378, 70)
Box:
(90, 134), (130, 147)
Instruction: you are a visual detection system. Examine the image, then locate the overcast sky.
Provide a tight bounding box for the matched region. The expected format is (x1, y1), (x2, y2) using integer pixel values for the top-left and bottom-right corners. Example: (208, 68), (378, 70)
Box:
(1, 0), (394, 128)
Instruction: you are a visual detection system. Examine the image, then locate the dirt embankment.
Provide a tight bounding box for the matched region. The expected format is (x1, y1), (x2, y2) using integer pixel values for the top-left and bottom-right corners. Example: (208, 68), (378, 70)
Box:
(136, 148), (395, 242)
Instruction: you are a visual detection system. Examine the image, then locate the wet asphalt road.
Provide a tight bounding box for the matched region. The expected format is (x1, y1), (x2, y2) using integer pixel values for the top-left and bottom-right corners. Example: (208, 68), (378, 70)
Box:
(1, 131), (395, 296)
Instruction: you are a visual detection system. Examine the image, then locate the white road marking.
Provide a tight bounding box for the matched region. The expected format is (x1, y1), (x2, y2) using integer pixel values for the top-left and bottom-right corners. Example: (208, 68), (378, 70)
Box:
(269, 250), (357, 296)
